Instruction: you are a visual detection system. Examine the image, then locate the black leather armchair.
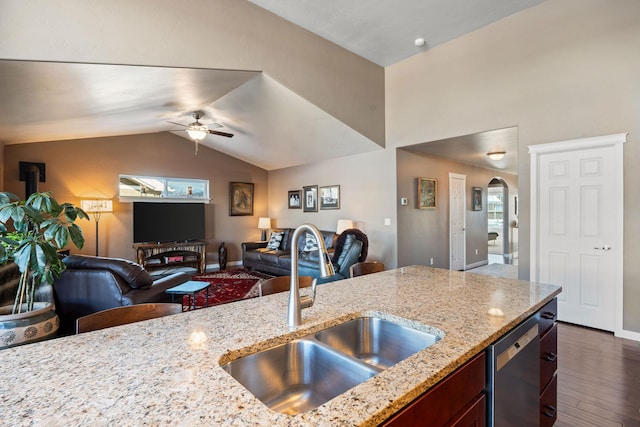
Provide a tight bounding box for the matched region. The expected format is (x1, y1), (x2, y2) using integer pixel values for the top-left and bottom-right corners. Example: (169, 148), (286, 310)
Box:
(53, 255), (189, 335)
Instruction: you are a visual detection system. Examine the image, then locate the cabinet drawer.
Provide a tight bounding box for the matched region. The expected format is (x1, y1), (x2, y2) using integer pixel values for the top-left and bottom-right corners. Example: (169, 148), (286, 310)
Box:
(540, 323), (558, 389)
(382, 352), (486, 427)
(540, 373), (558, 427)
(538, 298), (557, 337)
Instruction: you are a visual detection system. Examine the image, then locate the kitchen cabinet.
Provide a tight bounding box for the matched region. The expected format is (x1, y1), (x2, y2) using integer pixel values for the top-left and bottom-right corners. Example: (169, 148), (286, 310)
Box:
(381, 352), (486, 427)
(538, 298), (558, 426)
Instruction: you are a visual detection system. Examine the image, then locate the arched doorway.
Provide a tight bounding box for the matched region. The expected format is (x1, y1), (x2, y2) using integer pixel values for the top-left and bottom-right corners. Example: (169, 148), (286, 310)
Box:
(487, 177), (516, 265)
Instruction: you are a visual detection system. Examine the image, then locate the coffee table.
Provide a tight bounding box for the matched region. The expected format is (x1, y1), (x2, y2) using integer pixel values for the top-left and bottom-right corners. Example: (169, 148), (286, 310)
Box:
(166, 280), (211, 310)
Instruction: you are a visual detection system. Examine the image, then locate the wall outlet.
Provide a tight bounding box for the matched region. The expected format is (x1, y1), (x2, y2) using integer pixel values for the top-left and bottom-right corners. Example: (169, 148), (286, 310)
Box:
(475, 249), (478, 255)
(430, 257), (434, 265)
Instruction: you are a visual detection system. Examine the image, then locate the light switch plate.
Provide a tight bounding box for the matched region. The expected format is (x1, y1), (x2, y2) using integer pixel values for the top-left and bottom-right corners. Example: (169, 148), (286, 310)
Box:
(384, 218), (391, 226)
(400, 197), (408, 206)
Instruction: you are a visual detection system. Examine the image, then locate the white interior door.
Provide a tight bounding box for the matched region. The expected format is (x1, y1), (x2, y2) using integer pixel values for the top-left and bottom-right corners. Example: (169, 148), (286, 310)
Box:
(530, 134), (625, 333)
(449, 173), (466, 270)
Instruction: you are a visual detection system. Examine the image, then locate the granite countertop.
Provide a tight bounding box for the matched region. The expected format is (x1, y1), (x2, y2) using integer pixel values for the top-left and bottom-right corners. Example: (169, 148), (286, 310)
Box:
(0, 266), (561, 426)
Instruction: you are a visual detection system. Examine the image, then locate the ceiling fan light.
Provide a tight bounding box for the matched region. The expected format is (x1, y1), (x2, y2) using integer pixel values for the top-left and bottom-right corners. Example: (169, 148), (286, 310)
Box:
(186, 127), (207, 142)
(487, 151), (506, 161)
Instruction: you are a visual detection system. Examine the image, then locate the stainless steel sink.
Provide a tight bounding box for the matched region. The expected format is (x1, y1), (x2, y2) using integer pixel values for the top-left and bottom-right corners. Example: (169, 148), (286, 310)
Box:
(315, 316), (441, 369)
(221, 315), (443, 414)
(222, 338), (377, 415)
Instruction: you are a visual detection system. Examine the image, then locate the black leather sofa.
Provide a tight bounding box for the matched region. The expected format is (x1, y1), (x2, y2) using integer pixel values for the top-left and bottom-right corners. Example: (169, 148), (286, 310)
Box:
(242, 228), (368, 282)
(52, 255), (189, 335)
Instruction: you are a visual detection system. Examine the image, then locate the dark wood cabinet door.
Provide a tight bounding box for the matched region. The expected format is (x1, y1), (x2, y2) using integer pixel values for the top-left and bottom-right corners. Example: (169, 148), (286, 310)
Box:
(446, 394), (486, 427)
(540, 374), (558, 427)
(382, 352), (486, 427)
(540, 323), (558, 389)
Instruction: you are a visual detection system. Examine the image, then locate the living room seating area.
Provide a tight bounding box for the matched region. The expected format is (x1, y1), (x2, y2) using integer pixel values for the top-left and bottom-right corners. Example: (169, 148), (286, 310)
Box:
(242, 228), (368, 282)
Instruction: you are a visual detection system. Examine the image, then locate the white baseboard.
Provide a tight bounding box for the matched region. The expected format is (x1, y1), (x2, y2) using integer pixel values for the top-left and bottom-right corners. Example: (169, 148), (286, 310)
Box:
(465, 260), (488, 270)
(617, 328), (640, 342)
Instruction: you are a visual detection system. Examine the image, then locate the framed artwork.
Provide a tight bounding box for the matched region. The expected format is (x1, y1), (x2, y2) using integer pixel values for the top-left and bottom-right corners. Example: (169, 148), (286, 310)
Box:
(303, 185), (318, 212)
(472, 187), (483, 211)
(288, 190), (302, 209)
(229, 182), (254, 216)
(417, 178), (437, 209)
(319, 185), (340, 210)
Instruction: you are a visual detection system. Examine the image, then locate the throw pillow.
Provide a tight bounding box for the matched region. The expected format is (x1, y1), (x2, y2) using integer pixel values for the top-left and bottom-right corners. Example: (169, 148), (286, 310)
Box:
(266, 231), (284, 250)
(302, 232), (319, 252)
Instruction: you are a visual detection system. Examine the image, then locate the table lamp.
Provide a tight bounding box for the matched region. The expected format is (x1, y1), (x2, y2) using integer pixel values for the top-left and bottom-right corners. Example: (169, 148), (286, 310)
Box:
(258, 217), (271, 241)
(336, 219), (354, 234)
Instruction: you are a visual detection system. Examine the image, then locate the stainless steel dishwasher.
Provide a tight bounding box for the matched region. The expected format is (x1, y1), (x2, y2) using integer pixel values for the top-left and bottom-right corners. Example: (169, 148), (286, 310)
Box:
(486, 315), (540, 426)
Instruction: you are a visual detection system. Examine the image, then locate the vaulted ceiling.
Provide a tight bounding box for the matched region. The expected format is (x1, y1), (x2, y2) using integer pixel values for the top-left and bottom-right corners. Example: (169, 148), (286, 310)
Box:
(248, 0), (544, 67)
(0, 1), (540, 171)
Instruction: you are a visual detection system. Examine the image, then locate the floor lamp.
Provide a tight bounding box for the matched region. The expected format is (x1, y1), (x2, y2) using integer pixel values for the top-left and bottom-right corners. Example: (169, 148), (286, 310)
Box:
(81, 199), (113, 256)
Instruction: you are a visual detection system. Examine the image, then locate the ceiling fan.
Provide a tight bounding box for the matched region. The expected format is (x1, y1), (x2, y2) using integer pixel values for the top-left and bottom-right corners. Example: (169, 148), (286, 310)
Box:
(168, 112), (233, 154)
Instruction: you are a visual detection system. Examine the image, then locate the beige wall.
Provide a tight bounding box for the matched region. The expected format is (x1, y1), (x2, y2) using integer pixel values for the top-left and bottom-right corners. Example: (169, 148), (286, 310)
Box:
(3, 133), (268, 263)
(386, 0), (640, 332)
(0, 0), (384, 146)
(268, 148), (397, 267)
(396, 149), (518, 269)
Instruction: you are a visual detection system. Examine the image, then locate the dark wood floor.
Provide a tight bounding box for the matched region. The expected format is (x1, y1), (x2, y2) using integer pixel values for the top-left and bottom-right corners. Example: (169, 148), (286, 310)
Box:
(556, 322), (640, 427)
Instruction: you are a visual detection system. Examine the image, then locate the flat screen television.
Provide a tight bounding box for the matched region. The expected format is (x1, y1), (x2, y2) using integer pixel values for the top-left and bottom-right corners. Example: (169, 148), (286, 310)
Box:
(133, 202), (205, 243)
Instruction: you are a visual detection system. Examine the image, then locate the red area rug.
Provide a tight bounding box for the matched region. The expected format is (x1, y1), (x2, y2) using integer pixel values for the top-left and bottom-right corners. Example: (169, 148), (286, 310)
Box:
(184, 269), (272, 309)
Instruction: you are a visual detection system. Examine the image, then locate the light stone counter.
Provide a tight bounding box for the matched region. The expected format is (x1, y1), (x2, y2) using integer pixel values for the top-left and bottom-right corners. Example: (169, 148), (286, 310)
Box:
(0, 266), (561, 426)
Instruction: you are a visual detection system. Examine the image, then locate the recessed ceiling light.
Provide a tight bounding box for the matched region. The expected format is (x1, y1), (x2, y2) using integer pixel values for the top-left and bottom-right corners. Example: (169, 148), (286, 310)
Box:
(414, 38), (426, 47)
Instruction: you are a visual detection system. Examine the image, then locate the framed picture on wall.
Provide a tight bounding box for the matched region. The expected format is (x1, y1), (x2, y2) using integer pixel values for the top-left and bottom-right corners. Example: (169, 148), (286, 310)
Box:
(229, 182), (254, 216)
(472, 187), (483, 211)
(303, 185), (318, 212)
(417, 178), (437, 209)
(288, 190), (302, 209)
(320, 185), (340, 209)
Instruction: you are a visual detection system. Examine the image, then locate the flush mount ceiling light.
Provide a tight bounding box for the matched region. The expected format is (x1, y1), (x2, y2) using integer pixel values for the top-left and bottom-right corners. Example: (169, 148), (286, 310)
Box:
(487, 151), (506, 161)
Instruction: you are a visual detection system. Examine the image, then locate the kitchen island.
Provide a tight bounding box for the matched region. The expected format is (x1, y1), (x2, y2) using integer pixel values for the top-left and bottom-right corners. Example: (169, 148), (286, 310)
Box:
(0, 266), (561, 426)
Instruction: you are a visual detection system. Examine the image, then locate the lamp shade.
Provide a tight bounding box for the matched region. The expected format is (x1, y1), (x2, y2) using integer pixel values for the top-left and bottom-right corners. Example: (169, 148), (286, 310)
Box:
(336, 219), (354, 234)
(81, 199), (113, 213)
(258, 217), (271, 229)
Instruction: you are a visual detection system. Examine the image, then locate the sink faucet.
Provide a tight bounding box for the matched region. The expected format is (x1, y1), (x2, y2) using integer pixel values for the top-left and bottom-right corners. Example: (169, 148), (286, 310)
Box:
(288, 224), (335, 327)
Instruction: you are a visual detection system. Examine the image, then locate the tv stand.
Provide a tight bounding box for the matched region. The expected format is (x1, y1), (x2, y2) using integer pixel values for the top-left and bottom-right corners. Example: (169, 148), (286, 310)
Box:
(133, 240), (208, 273)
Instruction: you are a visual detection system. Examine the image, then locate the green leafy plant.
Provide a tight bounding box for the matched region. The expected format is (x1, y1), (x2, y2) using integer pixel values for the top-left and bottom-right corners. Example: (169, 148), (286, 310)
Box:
(0, 192), (88, 314)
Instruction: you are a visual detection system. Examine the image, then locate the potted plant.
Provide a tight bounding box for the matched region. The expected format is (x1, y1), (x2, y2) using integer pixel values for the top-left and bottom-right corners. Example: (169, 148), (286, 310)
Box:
(0, 191), (88, 349)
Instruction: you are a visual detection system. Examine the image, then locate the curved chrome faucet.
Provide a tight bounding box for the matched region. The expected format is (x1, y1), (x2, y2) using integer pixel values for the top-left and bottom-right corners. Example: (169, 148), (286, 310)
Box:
(288, 224), (335, 327)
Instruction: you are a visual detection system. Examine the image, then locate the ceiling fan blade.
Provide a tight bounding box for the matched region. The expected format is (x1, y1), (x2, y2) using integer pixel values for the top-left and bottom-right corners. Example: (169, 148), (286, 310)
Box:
(208, 130), (234, 138)
(166, 120), (187, 128)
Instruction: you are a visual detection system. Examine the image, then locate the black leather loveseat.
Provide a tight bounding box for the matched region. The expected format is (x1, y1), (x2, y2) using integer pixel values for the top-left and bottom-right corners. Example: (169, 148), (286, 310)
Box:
(52, 255), (189, 335)
(242, 228), (368, 282)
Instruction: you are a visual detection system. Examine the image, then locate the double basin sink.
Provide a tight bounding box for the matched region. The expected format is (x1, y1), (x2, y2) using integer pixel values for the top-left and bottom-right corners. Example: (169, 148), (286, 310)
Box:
(221, 315), (444, 414)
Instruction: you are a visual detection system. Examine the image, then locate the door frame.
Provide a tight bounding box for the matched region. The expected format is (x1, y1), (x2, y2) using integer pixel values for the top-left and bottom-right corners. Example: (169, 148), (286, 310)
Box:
(449, 173), (466, 270)
(529, 133), (626, 337)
